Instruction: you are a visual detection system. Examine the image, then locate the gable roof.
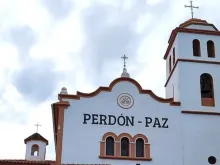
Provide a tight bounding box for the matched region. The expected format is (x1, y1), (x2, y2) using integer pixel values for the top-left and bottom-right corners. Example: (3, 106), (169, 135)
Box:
(24, 133), (48, 145)
(179, 18), (218, 31)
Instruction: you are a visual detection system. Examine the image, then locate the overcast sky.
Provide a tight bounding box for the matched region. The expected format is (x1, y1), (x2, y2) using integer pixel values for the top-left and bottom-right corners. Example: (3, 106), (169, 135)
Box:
(0, 0), (219, 160)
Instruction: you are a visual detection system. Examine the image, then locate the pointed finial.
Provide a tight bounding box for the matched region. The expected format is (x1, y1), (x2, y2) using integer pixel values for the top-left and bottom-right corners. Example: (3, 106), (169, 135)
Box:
(60, 87), (68, 94)
(185, 0), (199, 18)
(34, 122), (41, 133)
(121, 54), (130, 78)
(121, 68), (130, 78)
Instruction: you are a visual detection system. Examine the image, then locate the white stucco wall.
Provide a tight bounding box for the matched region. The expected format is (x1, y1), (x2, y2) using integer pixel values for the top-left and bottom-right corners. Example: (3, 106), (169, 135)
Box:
(61, 81), (182, 165)
(165, 36), (180, 101)
(181, 114), (220, 165)
(178, 32), (220, 61)
(60, 78), (220, 165)
(166, 37), (179, 80)
(178, 62), (220, 111)
(165, 66), (180, 102)
(25, 140), (47, 161)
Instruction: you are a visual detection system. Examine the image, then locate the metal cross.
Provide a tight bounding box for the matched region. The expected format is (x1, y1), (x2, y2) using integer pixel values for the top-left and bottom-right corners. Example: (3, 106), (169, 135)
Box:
(185, 0), (199, 18)
(34, 122), (41, 133)
(121, 54), (128, 69)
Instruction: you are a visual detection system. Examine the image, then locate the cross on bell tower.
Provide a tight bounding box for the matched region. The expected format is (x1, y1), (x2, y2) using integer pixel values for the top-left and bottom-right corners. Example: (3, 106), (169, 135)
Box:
(185, 0), (199, 18)
(34, 122), (41, 133)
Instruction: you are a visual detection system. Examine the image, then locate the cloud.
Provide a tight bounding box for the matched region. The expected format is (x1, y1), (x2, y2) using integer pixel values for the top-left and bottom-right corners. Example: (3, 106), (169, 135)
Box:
(80, 2), (148, 84)
(12, 59), (62, 104)
(78, 0), (174, 88)
(0, 84), (28, 124)
(147, 0), (165, 6)
(5, 26), (37, 60)
(41, 0), (75, 20)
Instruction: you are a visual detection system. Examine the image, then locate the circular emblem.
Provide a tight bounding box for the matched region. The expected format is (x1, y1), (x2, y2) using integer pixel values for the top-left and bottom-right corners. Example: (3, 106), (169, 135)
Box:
(117, 93), (134, 109)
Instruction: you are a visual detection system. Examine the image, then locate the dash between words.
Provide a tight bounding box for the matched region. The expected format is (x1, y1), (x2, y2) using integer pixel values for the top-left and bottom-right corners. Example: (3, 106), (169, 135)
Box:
(83, 113), (168, 128)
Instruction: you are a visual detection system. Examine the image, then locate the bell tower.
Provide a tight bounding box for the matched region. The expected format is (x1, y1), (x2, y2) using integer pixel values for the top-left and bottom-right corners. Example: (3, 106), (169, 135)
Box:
(164, 18), (220, 111)
(24, 132), (48, 161)
(24, 123), (48, 161)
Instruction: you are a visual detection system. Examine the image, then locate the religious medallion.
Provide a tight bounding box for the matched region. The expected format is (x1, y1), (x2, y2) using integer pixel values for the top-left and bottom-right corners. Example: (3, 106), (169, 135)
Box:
(117, 93), (134, 109)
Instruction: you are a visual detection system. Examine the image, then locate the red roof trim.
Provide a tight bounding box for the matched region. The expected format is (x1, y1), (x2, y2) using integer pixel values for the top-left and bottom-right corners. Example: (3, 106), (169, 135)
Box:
(181, 22), (218, 31)
(58, 77), (180, 106)
(164, 59), (220, 87)
(51, 101), (70, 151)
(0, 160), (54, 165)
(179, 18), (218, 31)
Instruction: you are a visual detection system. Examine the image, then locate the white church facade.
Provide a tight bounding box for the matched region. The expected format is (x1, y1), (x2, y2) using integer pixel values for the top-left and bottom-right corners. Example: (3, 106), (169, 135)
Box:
(0, 18), (220, 165)
(52, 18), (220, 165)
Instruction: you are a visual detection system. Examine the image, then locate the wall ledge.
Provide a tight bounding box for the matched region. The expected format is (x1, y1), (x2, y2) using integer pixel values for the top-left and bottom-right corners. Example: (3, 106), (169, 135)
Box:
(182, 110), (220, 116)
(99, 156), (152, 161)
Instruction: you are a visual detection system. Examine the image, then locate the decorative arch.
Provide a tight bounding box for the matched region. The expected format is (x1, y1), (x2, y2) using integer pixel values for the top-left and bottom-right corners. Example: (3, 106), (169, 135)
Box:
(31, 144), (39, 156)
(58, 77), (180, 106)
(133, 134), (148, 143)
(102, 132), (117, 141)
(207, 40), (215, 58)
(100, 132), (117, 157)
(193, 39), (201, 57)
(117, 133), (133, 142)
(99, 132), (151, 161)
(200, 73), (215, 106)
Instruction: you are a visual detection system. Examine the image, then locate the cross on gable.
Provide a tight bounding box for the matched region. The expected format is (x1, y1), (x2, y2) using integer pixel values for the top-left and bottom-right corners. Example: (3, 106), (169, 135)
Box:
(34, 122), (41, 133)
(121, 54), (128, 69)
(185, 0), (199, 18)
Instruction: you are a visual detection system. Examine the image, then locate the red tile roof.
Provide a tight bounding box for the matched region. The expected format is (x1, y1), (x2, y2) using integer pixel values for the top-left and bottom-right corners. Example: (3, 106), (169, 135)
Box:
(0, 160), (110, 165)
(0, 160), (54, 165)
